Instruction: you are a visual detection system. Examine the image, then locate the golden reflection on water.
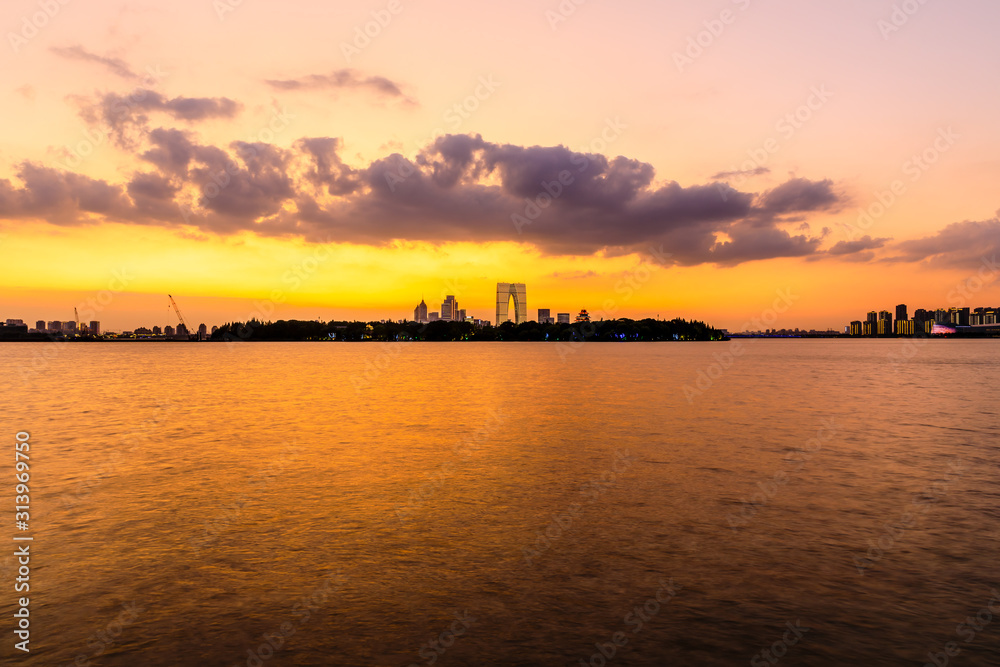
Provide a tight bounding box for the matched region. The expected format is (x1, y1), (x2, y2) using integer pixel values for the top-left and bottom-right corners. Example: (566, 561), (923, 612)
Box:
(1, 340), (998, 665)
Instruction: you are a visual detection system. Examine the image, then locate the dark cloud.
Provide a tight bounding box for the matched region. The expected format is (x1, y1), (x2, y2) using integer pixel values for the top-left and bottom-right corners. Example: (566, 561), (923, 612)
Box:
(7, 124), (854, 265)
(827, 234), (889, 255)
(290, 136), (835, 263)
(188, 141), (295, 220)
(51, 45), (137, 80)
(265, 70), (415, 105)
(709, 222), (822, 266)
(0, 162), (129, 224)
(887, 218), (1000, 268)
(78, 91), (242, 148)
(127, 172), (181, 220)
(757, 178), (841, 217)
(296, 138), (359, 196)
(141, 128), (197, 177)
(711, 166), (770, 180)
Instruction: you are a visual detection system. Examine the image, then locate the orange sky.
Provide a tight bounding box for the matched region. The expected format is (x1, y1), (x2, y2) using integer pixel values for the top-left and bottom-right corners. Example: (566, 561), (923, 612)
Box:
(1, 0), (999, 331)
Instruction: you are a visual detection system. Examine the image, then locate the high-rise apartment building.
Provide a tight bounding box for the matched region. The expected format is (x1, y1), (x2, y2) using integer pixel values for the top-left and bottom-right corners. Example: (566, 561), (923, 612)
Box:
(877, 311), (892, 336)
(442, 295), (458, 322)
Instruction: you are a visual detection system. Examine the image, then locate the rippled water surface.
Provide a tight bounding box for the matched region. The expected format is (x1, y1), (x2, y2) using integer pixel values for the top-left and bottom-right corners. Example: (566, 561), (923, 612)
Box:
(1, 340), (999, 666)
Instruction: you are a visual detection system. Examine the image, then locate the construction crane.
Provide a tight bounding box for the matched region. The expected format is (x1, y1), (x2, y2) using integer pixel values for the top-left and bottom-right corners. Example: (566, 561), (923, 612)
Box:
(168, 294), (191, 339)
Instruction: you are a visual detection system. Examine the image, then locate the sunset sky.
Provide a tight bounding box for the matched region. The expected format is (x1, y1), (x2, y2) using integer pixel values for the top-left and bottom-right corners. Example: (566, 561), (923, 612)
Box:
(2, 0), (999, 331)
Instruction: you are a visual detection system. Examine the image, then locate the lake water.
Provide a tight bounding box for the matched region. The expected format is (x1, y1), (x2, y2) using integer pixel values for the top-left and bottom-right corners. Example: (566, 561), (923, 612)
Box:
(1, 340), (998, 666)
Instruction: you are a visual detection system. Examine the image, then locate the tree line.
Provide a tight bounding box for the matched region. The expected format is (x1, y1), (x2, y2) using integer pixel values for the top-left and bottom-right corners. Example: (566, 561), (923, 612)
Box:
(210, 317), (725, 342)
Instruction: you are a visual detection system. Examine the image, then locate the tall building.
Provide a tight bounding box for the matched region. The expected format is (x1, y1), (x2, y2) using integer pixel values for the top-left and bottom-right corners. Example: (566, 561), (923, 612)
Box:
(198, 323), (208, 340)
(48, 321), (61, 332)
(413, 299), (428, 323)
(429, 312), (440, 322)
(165, 325), (175, 337)
(35, 320), (45, 331)
(495, 283), (527, 326)
(866, 311), (878, 325)
(949, 307), (970, 326)
(63, 321), (77, 333)
(895, 304), (908, 322)
(850, 321), (863, 336)
(441, 295), (458, 322)
(89, 321), (101, 336)
(457, 309), (467, 322)
(153, 325), (162, 335)
(537, 308), (552, 324)
(877, 311), (893, 336)
(557, 313), (570, 324)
